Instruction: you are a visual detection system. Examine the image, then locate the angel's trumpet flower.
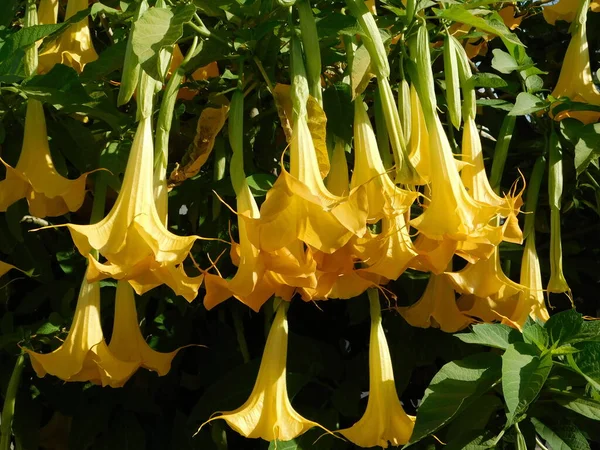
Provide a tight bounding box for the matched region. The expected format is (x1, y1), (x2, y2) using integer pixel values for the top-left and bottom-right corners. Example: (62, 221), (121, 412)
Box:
(409, 113), (501, 254)
(551, 20), (600, 124)
(407, 84), (431, 184)
(512, 236), (550, 325)
(0, 262), (18, 277)
(340, 290), (415, 447)
(204, 91), (316, 311)
(201, 302), (324, 441)
(399, 271), (472, 333)
(25, 272), (138, 387)
(543, 0), (600, 25)
(446, 248), (524, 301)
(457, 293), (523, 329)
(38, 0), (98, 74)
(351, 100), (416, 222)
(64, 117), (198, 296)
(326, 140), (350, 197)
(461, 116), (523, 244)
(108, 281), (182, 375)
(245, 39), (367, 254)
(0, 99), (89, 217)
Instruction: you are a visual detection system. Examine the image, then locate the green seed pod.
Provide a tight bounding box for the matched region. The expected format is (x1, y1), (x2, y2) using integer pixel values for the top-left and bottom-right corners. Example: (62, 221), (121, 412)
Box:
(444, 33), (461, 129)
(118, 0), (149, 106)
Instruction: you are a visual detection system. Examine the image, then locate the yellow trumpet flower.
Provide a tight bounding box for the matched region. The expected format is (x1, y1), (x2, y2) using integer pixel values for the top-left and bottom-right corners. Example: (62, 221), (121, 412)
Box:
(512, 235), (550, 326)
(246, 114), (368, 254)
(204, 183), (316, 311)
(26, 272), (138, 387)
(351, 100), (416, 222)
(201, 302), (324, 441)
(0, 261), (18, 277)
(457, 293), (523, 329)
(543, 0), (600, 25)
(108, 281), (182, 376)
(551, 20), (600, 124)
(340, 290), (415, 447)
(38, 0), (98, 74)
(64, 117), (198, 295)
(409, 113), (501, 254)
(446, 248), (524, 300)
(325, 140), (350, 197)
(400, 271), (472, 333)
(0, 99), (89, 217)
(461, 117), (523, 244)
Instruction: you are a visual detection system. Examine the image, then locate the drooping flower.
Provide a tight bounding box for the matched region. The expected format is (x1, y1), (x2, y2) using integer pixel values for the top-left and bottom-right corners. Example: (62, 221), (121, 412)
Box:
(38, 0), (98, 74)
(0, 99), (89, 217)
(201, 302), (324, 441)
(339, 290), (415, 447)
(108, 281), (183, 376)
(543, 0), (600, 25)
(245, 113), (368, 254)
(409, 111), (502, 260)
(460, 116), (523, 244)
(399, 271), (472, 333)
(550, 19), (600, 124)
(64, 116), (199, 297)
(0, 261), (18, 277)
(351, 99), (416, 222)
(25, 272), (138, 387)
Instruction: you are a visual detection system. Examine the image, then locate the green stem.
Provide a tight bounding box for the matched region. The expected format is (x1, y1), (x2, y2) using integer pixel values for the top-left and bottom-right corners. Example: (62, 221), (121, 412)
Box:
(231, 306), (250, 364)
(523, 156), (546, 239)
(189, 14), (232, 49)
(490, 115), (517, 193)
(0, 354), (25, 450)
(296, 0), (322, 106)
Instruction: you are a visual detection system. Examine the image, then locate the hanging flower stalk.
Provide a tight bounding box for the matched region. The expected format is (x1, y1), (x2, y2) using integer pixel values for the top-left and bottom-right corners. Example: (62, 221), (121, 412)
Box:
(38, 0), (98, 74)
(339, 289), (415, 447)
(200, 301), (326, 441)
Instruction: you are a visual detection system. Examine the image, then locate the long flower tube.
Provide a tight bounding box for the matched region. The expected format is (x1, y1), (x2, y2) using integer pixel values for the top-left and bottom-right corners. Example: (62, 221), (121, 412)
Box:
(0, 99), (90, 218)
(339, 290), (415, 447)
(64, 115), (199, 298)
(25, 272), (138, 387)
(244, 37), (368, 254)
(38, 0), (98, 74)
(204, 90), (316, 312)
(200, 301), (325, 441)
(550, 13), (600, 124)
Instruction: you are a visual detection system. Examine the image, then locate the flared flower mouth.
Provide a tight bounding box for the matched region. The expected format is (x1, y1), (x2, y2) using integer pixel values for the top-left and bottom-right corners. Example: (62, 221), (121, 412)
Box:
(199, 302), (329, 441)
(25, 272), (139, 387)
(0, 99), (90, 217)
(38, 0), (98, 74)
(65, 117), (198, 280)
(339, 290), (415, 447)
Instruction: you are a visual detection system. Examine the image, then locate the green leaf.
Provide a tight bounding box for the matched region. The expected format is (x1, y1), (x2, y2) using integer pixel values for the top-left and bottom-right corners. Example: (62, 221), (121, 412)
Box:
(546, 309), (584, 347)
(491, 49), (520, 74)
(466, 73), (508, 89)
(573, 124), (600, 176)
(455, 323), (522, 350)
(131, 3), (196, 80)
(502, 342), (553, 422)
(509, 92), (547, 116)
(246, 174), (276, 197)
(20, 64), (91, 106)
(477, 98), (513, 111)
(323, 83), (353, 143)
(409, 352), (502, 444)
(35, 312), (63, 335)
(531, 417), (591, 450)
(435, 7), (523, 47)
(522, 319), (549, 351)
(80, 39), (128, 81)
(569, 343), (600, 391)
(553, 391), (600, 421)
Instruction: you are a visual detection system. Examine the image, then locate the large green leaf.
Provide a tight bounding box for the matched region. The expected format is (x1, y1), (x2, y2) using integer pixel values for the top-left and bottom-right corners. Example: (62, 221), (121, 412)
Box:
(502, 342), (553, 422)
(569, 343), (600, 391)
(409, 352), (502, 444)
(532, 417), (591, 450)
(455, 323), (522, 350)
(131, 3), (196, 80)
(553, 391), (600, 421)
